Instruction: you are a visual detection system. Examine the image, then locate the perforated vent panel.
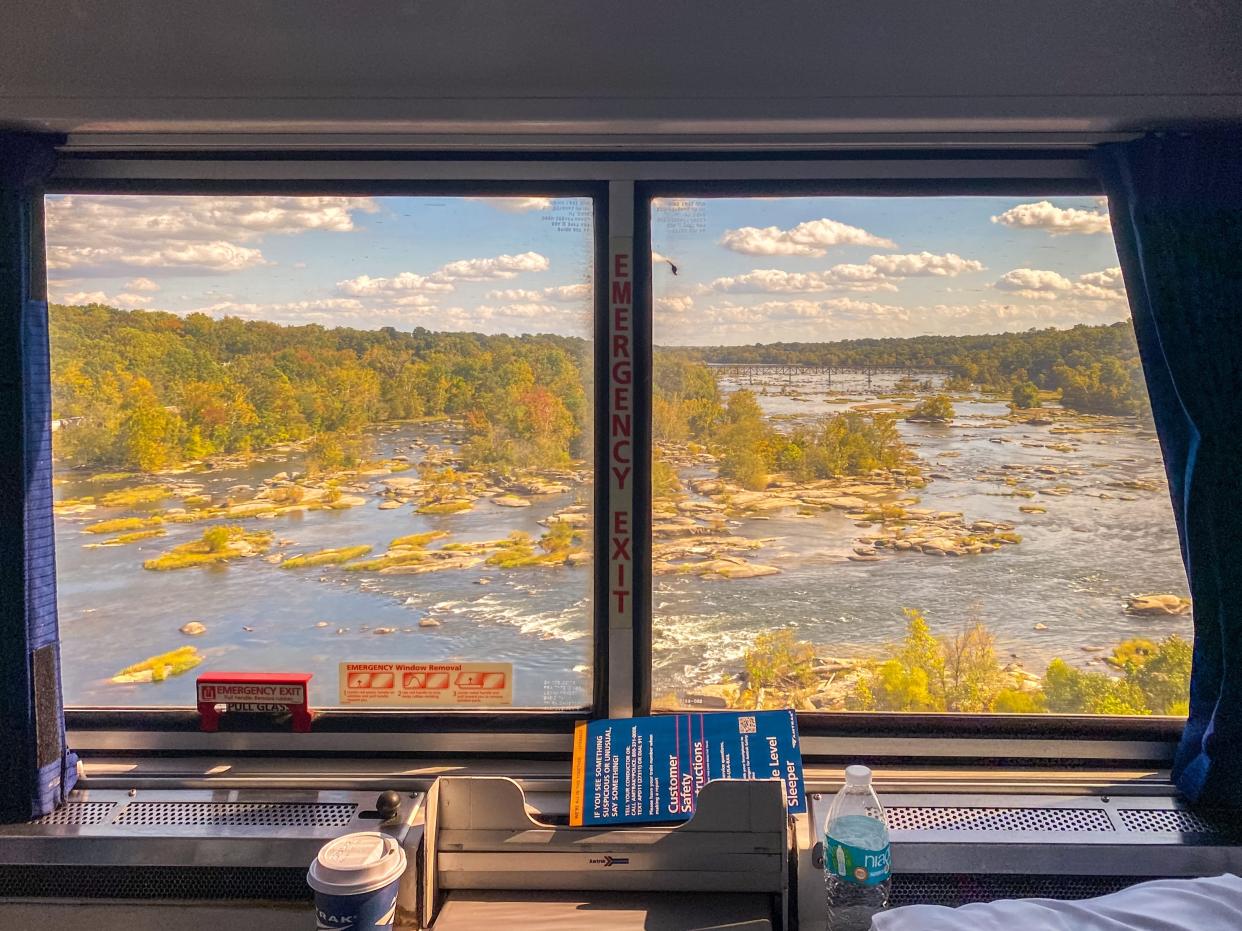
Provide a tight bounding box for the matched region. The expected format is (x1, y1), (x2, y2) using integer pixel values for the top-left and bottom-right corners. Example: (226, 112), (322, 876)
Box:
(31, 801), (117, 826)
(885, 806), (1113, 833)
(0, 864), (311, 901)
(891, 873), (1149, 907)
(1118, 808), (1242, 835)
(111, 801), (356, 828)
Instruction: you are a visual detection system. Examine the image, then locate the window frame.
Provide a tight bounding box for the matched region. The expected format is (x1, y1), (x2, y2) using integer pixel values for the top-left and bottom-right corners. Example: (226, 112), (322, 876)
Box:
(634, 175), (1186, 752)
(46, 151), (1184, 763)
(48, 177), (611, 743)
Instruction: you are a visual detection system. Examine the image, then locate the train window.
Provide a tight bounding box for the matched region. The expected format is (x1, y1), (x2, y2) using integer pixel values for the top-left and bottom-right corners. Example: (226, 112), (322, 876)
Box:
(47, 193), (596, 711)
(649, 194), (1190, 717)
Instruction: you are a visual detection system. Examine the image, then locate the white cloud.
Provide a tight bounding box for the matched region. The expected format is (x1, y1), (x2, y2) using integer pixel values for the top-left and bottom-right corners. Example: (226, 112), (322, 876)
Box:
(994, 266), (1127, 303)
(484, 288), (544, 302)
(47, 194), (378, 244)
(709, 267), (897, 294)
(1079, 266), (1124, 290)
(336, 253), (554, 310)
(391, 294), (437, 307)
(120, 241), (268, 272)
(995, 268), (1075, 293)
(751, 297), (910, 322)
(544, 282), (591, 301)
(485, 282), (590, 303)
(57, 290), (111, 306)
(54, 289), (151, 307)
(432, 251), (550, 282)
(467, 197), (553, 213)
(427, 302), (590, 337)
(707, 252), (982, 295)
(337, 271), (453, 297)
(124, 277), (160, 292)
(991, 201), (1111, 236)
(865, 251), (985, 277)
(719, 218), (896, 257)
(474, 301), (558, 319)
(655, 295), (695, 314)
(186, 297), (367, 324)
(654, 292), (1131, 345)
(45, 194), (378, 275)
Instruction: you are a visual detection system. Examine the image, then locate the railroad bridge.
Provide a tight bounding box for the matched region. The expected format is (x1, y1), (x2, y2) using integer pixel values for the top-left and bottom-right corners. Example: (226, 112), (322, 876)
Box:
(706, 362), (955, 387)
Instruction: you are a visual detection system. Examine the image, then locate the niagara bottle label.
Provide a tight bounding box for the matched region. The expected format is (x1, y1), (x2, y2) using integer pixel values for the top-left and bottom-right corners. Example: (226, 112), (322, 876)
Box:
(826, 836), (891, 887)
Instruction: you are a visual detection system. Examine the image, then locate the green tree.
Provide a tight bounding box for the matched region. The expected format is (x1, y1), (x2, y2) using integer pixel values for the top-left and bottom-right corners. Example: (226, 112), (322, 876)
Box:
(118, 375), (182, 471)
(905, 395), (955, 423)
(742, 630), (817, 693)
(539, 520), (578, 555)
(718, 390), (772, 489)
(1125, 635), (1192, 716)
(786, 412), (907, 480)
(991, 689), (1046, 713)
(942, 621), (1006, 713)
(1043, 659), (1150, 715)
(1011, 381), (1041, 409)
(202, 525), (235, 553)
(652, 450), (683, 499)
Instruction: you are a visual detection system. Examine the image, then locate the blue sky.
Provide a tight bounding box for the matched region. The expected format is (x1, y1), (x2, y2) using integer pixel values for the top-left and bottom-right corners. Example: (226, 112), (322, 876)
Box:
(651, 195), (1127, 344)
(44, 193), (1127, 346)
(44, 194), (596, 337)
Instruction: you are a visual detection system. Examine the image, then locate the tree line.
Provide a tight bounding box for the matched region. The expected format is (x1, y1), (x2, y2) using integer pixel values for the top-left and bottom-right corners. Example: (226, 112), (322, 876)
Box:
(663, 322), (1151, 416)
(51, 305), (1149, 476)
(51, 304), (589, 473)
(740, 615), (1191, 717)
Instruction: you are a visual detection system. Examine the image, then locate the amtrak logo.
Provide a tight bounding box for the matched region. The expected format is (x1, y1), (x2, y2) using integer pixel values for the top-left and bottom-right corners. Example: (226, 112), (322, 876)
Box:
(316, 915), (354, 930)
(587, 855), (630, 867)
(315, 895), (397, 929)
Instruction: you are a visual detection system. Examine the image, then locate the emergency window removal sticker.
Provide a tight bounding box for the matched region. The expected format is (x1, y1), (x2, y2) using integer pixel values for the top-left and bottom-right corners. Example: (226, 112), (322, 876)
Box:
(339, 662), (513, 706)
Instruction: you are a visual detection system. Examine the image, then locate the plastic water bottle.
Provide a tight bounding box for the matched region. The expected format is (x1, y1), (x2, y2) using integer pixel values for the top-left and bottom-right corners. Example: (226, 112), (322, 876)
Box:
(824, 764), (891, 930)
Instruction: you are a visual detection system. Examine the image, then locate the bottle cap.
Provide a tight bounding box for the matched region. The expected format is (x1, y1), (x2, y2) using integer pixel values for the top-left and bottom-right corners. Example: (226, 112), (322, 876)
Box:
(844, 764), (872, 786)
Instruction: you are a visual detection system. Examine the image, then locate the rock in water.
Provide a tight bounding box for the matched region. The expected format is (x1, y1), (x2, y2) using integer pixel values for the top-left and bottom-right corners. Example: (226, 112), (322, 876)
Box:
(179, 621), (206, 636)
(1033, 622), (1048, 631)
(1126, 594), (1191, 616)
(419, 617), (442, 628)
(492, 494), (532, 508)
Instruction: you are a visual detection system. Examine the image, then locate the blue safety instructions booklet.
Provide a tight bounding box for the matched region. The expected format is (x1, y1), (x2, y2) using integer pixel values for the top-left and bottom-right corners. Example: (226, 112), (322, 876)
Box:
(569, 709), (805, 826)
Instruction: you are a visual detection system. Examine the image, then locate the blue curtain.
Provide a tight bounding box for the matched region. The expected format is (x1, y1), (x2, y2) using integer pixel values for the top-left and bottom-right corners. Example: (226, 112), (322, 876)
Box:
(1097, 133), (1242, 806)
(0, 133), (78, 822)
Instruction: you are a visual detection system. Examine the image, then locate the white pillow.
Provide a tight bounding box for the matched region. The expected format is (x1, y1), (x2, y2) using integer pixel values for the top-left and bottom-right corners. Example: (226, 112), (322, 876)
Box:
(872, 874), (1242, 931)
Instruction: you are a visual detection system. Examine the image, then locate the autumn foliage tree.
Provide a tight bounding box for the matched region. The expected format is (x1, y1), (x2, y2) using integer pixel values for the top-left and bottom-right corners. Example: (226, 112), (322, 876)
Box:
(50, 303), (590, 474)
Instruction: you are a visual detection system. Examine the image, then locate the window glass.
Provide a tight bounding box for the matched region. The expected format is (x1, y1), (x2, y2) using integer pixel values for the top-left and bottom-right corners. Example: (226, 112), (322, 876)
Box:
(651, 195), (1189, 716)
(47, 194), (594, 709)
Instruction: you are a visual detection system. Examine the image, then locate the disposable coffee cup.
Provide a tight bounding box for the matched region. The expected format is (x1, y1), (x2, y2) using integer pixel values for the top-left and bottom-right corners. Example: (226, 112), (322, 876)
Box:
(308, 831), (407, 930)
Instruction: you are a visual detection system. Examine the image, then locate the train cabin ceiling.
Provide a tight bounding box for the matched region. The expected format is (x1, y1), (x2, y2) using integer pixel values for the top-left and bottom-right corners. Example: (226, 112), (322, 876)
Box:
(2, 0), (1241, 147)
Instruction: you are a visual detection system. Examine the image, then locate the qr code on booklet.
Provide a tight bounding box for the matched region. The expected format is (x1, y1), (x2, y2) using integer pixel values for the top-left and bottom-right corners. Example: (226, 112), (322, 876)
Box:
(738, 715), (757, 734)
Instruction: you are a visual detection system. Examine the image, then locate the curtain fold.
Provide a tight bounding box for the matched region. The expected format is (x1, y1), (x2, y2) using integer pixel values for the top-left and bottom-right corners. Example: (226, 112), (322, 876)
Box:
(0, 132), (77, 822)
(1097, 133), (1242, 806)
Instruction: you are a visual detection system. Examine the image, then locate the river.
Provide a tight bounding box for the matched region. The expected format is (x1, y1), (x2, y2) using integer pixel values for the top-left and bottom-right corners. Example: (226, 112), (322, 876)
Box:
(652, 372), (1190, 700)
(55, 422), (594, 709)
(53, 372), (1190, 710)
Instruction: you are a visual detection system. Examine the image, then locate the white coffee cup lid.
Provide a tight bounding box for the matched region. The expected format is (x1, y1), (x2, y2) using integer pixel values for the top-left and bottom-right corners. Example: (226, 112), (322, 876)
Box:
(307, 832), (407, 896)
